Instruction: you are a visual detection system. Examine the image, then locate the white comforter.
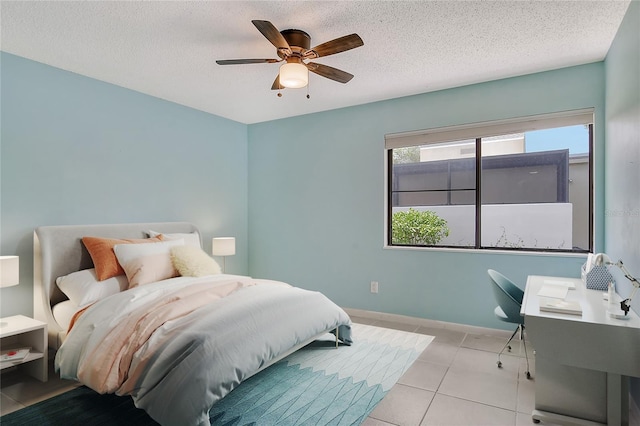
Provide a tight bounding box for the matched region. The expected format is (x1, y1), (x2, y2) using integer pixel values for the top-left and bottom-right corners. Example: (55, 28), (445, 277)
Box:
(55, 274), (352, 426)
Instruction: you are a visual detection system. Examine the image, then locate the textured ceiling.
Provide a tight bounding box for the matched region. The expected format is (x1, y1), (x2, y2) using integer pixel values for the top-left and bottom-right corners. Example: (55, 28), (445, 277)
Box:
(0, 1), (631, 124)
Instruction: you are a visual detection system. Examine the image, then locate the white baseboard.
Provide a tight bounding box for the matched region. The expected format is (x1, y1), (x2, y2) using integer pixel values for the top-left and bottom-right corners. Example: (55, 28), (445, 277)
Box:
(343, 307), (514, 338)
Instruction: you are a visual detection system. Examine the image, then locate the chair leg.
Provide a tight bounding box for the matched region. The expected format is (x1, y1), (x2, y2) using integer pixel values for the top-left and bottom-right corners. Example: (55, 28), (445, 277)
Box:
(496, 325), (533, 379)
(521, 325), (532, 379)
(497, 326), (520, 368)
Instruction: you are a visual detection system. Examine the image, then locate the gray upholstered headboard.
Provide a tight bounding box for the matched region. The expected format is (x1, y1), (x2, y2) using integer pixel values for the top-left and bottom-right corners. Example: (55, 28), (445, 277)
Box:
(34, 222), (199, 349)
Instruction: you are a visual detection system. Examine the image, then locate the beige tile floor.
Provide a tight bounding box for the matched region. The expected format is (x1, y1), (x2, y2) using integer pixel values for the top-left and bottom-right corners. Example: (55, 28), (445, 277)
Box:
(1, 316), (637, 425)
(355, 316), (538, 426)
(358, 316), (639, 426)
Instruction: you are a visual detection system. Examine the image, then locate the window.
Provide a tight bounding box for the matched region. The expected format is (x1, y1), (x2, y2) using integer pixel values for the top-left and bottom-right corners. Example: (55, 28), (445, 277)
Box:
(385, 109), (593, 252)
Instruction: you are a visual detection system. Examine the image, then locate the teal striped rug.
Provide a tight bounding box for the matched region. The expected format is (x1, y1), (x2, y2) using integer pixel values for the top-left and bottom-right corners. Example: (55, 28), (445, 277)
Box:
(2, 324), (433, 425)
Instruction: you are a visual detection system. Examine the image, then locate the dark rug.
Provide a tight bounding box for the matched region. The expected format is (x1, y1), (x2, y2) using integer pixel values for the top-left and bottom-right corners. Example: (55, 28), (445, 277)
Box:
(1, 386), (157, 425)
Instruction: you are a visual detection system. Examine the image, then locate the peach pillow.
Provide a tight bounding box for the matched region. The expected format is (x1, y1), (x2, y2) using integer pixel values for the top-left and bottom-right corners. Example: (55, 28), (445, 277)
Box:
(82, 236), (163, 281)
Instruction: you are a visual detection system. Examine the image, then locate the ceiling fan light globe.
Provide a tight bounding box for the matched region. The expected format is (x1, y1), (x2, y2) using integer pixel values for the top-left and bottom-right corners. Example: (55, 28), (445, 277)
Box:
(279, 63), (308, 88)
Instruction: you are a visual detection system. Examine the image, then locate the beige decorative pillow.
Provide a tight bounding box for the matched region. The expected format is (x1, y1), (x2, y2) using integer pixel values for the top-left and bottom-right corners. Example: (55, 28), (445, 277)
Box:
(120, 254), (178, 288)
(171, 245), (221, 277)
(113, 239), (185, 288)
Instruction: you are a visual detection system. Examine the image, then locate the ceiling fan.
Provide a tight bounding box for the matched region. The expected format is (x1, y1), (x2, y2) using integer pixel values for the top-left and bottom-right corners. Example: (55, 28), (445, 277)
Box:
(216, 20), (363, 92)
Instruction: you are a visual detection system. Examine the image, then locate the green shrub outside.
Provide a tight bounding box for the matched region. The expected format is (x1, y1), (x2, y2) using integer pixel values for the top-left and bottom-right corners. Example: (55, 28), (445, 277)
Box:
(392, 208), (450, 245)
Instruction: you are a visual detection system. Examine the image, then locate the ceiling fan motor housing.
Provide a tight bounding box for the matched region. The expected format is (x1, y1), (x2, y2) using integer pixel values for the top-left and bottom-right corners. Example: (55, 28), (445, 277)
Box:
(281, 29), (311, 49)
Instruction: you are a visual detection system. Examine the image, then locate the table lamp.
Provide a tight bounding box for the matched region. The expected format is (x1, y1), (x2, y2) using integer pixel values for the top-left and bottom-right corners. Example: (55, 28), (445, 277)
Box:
(212, 237), (235, 273)
(1, 255), (20, 327)
(594, 253), (639, 316)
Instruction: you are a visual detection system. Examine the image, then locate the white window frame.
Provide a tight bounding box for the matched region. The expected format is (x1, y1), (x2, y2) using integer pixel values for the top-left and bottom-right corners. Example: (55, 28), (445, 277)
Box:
(384, 108), (594, 253)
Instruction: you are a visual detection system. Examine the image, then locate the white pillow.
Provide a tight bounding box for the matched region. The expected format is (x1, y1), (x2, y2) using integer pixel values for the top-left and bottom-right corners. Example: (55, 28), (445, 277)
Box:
(171, 245), (221, 277)
(114, 239), (185, 288)
(147, 230), (201, 248)
(52, 300), (80, 331)
(56, 268), (128, 307)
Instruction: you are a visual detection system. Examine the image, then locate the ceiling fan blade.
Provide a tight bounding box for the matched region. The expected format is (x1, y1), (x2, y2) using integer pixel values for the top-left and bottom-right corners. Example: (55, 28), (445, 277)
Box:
(308, 34), (363, 58)
(252, 20), (292, 54)
(216, 59), (280, 65)
(271, 74), (282, 90)
(306, 62), (354, 84)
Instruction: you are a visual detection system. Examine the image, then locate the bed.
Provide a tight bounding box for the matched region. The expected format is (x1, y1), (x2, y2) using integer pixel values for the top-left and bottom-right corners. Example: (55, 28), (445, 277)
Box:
(33, 222), (352, 426)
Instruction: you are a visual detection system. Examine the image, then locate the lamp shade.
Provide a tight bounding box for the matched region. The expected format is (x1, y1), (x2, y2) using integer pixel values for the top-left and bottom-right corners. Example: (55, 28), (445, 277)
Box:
(279, 62), (308, 88)
(212, 237), (236, 256)
(0, 256), (19, 288)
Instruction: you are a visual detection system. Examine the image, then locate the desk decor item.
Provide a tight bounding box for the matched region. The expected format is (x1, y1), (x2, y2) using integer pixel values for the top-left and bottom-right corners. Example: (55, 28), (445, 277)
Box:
(582, 253), (614, 291)
(539, 299), (582, 315)
(537, 284), (569, 299)
(584, 266), (613, 291)
(594, 253), (639, 317)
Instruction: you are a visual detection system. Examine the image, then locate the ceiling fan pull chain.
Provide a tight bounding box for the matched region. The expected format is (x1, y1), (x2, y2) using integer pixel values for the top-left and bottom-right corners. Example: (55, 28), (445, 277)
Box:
(306, 79), (310, 99)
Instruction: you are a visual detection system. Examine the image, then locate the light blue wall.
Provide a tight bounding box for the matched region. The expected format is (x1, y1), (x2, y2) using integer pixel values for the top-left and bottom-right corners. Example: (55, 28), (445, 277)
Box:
(604, 0), (640, 409)
(248, 63), (605, 329)
(0, 53), (249, 317)
(0, 50), (613, 331)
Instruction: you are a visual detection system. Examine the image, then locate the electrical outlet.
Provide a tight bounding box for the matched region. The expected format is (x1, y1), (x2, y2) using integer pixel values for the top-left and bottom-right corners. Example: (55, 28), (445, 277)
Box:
(370, 281), (379, 293)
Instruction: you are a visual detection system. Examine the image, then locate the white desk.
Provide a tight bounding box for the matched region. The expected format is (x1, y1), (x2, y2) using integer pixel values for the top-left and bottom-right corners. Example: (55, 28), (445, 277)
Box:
(522, 275), (640, 426)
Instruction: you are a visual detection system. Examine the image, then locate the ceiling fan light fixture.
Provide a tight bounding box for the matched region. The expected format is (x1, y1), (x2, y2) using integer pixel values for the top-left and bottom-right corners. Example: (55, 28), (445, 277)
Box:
(279, 62), (308, 88)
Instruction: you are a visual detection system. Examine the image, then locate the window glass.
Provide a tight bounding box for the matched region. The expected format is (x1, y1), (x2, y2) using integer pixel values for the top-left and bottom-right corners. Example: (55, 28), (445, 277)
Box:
(480, 125), (589, 250)
(390, 139), (476, 247)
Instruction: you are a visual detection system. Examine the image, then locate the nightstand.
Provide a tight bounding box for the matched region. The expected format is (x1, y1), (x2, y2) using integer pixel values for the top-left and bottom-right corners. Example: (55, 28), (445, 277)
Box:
(0, 315), (48, 381)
